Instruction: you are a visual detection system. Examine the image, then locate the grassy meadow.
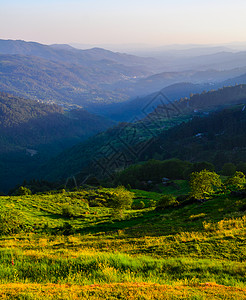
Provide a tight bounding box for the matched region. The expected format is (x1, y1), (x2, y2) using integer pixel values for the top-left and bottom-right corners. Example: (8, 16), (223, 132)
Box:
(0, 180), (246, 299)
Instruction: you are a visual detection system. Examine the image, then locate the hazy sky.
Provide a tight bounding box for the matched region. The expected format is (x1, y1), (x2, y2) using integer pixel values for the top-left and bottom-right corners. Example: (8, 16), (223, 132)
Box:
(1, 0), (246, 46)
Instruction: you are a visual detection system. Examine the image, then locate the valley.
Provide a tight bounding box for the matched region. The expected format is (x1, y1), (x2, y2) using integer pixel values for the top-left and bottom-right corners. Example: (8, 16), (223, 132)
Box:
(1, 37), (246, 299)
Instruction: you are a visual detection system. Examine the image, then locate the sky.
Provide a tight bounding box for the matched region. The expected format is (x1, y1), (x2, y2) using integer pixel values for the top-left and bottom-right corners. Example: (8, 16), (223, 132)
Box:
(1, 0), (246, 47)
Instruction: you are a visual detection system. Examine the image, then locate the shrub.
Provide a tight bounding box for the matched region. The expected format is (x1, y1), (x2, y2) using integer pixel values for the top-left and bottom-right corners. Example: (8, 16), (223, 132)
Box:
(0, 206), (28, 235)
(225, 171), (246, 190)
(61, 204), (75, 218)
(132, 201), (145, 209)
(149, 199), (157, 208)
(105, 186), (134, 211)
(14, 186), (32, 196)
(55, 222), (75, 236)
(156, 195), (178, 210)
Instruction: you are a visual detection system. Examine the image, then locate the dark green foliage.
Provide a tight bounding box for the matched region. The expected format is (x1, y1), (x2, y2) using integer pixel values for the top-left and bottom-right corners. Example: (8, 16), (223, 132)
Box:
(116, 159), (191, 188)
(0, 93), (113, 193)
(14, 186), (32, 196)
(0, 92), (113, 151)
(0, 206), (28, 235)
(183, 162), (215, 179)
(55, 222), (75, 236)
(236, 162), (246, 174)
(156, 195), (178, 210)
(221, 163), (236, 176)
(132, 200), (145, 210)
(189, 170), (222, 199)
(140, 102), (246, 169)
(225, 171), (246, 190)
(61, 204), (75, 218)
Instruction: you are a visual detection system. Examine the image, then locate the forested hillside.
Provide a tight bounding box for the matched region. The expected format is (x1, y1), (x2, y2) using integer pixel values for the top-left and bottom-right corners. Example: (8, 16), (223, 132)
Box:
(141, 104), (246, 167)
(0, 93), (113, 192)
(39, 85), (246, 184)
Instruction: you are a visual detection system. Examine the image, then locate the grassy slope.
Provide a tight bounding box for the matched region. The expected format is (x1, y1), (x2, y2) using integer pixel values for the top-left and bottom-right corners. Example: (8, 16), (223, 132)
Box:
(0, 182), (246, 299)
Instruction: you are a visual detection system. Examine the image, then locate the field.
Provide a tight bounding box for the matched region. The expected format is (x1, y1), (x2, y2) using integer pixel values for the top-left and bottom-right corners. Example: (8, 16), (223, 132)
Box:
(0, 181), (246, 299)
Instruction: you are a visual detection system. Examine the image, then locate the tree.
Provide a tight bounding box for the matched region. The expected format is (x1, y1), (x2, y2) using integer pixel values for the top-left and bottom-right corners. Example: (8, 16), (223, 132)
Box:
(236, 162), (246, 174)
(184, 162), (215, 179)
(225, 171), (246, 190)
(107, 186), (134, 212)
(14, 186), (32, 196)
(189, 170), (222, 199)
(221, 163), (236, 176)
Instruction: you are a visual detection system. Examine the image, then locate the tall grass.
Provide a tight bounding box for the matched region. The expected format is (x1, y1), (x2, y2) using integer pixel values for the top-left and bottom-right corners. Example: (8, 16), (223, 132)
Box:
(0, 246), (245, 287)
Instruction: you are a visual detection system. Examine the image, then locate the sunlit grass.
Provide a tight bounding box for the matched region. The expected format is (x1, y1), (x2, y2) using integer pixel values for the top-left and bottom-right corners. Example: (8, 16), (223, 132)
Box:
(0, 188), (245, 298)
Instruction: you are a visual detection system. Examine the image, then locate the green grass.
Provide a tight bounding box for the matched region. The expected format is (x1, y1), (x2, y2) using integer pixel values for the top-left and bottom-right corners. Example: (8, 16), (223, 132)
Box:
(0, 186), (246, 298)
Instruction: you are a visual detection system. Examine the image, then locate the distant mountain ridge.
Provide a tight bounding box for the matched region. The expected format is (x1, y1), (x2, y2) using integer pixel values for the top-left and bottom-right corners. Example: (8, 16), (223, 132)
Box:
(0, 39), (157, 108)
(0, 39), (157, 68)
(1, 39), (246, 115)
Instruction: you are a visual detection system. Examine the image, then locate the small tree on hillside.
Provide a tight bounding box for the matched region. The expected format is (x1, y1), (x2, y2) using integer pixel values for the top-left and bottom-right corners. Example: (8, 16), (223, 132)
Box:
(14, 186), (32, 196)
(189, 170), (222, 199)
(106, 186), (134, 217)
(225, 171), (246, 190)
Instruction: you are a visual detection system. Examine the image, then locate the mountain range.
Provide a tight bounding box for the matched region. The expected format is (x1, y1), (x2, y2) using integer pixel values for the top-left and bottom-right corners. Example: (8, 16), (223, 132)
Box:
(1, 39), (246, 115)
(1, 39), (246, 192)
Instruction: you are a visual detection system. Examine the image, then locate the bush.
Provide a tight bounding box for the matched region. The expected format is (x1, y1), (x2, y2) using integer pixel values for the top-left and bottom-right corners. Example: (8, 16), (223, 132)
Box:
(132, 201), (145, 209)
(14, 186), (32, 196)
(107, 186), (134, 211)
(61, 204), (75, 218)
(156, 195), (179, 210)
(0, 206), (28, 235)
(149, 199), (157, 208)
(55, 222), (75, 236)
(225, 171), (246, 190)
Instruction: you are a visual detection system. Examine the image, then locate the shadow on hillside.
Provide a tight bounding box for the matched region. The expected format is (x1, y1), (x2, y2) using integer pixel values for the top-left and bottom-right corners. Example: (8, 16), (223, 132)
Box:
(75, 209), (179, 237)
